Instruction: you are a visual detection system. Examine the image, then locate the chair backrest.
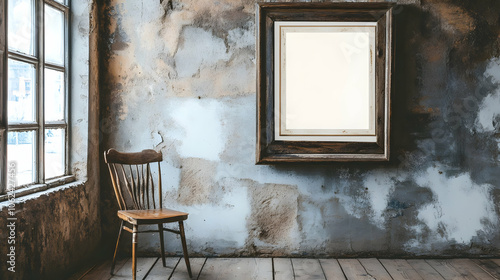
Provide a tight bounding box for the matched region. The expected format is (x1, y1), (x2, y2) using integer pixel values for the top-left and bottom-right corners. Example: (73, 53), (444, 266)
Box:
(104, 148), (163, 211)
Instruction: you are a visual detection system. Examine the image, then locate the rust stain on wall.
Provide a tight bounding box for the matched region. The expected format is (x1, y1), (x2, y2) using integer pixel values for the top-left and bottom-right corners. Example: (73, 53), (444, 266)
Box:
(428, 3), (475, 35)
(177, 158), (217, 205)
(247, 183), (299, 246)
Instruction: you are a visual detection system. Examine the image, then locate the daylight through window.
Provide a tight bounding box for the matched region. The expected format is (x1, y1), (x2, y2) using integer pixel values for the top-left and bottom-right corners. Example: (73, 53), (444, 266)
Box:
(4, 0), (69, 191)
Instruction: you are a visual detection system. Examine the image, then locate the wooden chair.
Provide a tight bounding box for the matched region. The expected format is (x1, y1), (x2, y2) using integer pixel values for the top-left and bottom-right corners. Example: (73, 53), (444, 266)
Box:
(104, 148), (192, 279)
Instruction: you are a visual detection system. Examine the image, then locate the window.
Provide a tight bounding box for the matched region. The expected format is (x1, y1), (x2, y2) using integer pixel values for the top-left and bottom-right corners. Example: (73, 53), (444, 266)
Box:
(0, 0), (70, 194)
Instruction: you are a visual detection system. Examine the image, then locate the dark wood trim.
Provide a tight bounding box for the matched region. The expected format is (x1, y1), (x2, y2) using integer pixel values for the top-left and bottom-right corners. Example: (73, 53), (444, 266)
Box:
(265, 141), (384, 154)
(256, 2), (394, 163)
(257, 2), (395, 9)
(258, 153), (390, 164)
(385, 7), (393, 162)
(0, 0), (6, 193)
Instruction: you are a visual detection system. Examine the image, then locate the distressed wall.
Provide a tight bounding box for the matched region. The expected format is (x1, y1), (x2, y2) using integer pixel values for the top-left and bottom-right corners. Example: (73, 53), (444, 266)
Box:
(99, 0), (500, 257)
(0, 1), (101, 279)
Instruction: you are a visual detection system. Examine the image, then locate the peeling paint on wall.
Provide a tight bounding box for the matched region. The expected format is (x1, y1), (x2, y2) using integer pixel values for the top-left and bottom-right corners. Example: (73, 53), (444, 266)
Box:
(476, 58), (500, 132)
(167, 98), (224, 161)
(175, 27), (230, 78)
(408, 166), (497, 250)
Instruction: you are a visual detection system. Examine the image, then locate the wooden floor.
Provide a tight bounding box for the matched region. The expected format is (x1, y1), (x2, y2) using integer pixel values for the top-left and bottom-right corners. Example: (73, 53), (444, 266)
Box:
(71, 257), (500, 280)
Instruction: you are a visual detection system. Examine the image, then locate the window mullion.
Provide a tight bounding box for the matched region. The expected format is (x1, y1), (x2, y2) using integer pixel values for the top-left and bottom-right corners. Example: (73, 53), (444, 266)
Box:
(64, 1), (69, 176)
(44, 121), (66, 128)
(7, 123), (39, 131)
(0, 0), (7, 194)
(45, 0), (68, 13)
(37, 0), (45, 183)
(7, 52), (38, 64)
(44, 63), (65, 72)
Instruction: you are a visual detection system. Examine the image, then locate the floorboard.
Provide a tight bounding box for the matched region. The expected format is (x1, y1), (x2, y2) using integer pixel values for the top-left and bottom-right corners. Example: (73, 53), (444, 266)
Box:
(170, 257), (206, 280)
(471, 259), (500, 279)
(358, 258), (392, 280)
(66, 262), (99, 280)
(448, 259), (495, 280)
(338, 259), (372, 280)
(380, 259), (423, 280)
(110, 257), (157, 280)
(319, 259), (346, 280)
(406, 259), (444, 280)
(274, 258), (294, 280)
(426, 259), (476, 280)
(198, 258), (272, 280)
(491, 259), (500, 267)
(146, 257), (179, 280)
(66, 257), (500, 280)
(80, 258), (129, 280)
(292, 259), (325, 280)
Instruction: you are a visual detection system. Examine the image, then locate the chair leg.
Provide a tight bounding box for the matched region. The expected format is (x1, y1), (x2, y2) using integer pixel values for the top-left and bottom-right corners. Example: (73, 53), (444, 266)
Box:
(111, 220), (124, 275)
(132, 225), (138, 280)
(158, 223), (166, 267)
(179, 221), (192, 278)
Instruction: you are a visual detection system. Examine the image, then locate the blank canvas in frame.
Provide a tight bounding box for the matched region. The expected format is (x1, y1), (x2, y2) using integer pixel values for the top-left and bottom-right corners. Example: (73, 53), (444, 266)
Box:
(275, 22), (377, 142)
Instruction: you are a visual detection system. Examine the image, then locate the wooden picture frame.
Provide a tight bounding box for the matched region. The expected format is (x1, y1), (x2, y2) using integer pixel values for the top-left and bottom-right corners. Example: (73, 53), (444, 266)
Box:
(256, 2), (394, 163)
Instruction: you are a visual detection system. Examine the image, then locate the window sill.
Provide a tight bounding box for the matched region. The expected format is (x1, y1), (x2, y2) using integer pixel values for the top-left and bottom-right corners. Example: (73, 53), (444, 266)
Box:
(0, 175), (76, 203)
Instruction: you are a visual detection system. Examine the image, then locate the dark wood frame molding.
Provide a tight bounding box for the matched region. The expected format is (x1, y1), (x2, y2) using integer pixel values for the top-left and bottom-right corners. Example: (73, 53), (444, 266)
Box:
(256, 2), (394, 163)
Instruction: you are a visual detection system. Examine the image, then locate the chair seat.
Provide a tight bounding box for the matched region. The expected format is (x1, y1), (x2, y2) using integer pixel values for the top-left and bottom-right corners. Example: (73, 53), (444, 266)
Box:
(118, 208), (188, 225)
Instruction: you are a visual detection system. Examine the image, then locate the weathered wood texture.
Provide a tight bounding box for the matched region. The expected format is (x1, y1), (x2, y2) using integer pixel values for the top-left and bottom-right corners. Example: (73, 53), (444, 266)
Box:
(292, 258), (325, 280)
(319, 259), (346, 280)
(379, 259), (423, 280)
(147, 257), (179, 280)
(171, 258), (206, 280)
(358, 258), (392, 280)
(274, 258), (294, 280)
(198, 258), (272, 280)
(80, 259), (129, 280)
(338, 259), (372, 280)
(110, 257), (157, 280)
(425, 259), (473, 280)
(104, 148), (163, 211)
(71, 258), (500, 280)
(406, 259), (444, 280)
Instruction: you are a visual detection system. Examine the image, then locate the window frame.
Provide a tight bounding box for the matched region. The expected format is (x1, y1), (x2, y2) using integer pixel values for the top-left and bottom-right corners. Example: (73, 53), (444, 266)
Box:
(0, 0), (73, 196)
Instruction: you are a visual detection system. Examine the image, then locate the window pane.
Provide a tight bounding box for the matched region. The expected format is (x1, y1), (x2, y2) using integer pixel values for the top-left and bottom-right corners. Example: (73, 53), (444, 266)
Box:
(8, 59), (36, 123)
(45, 5), (64, 65)
(45, 129), (65, 179)
(8, 0), (35, 55)
(45, 69), (65, 121)
(8, 131), (36, 186)
(53, 0), (65, 4)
